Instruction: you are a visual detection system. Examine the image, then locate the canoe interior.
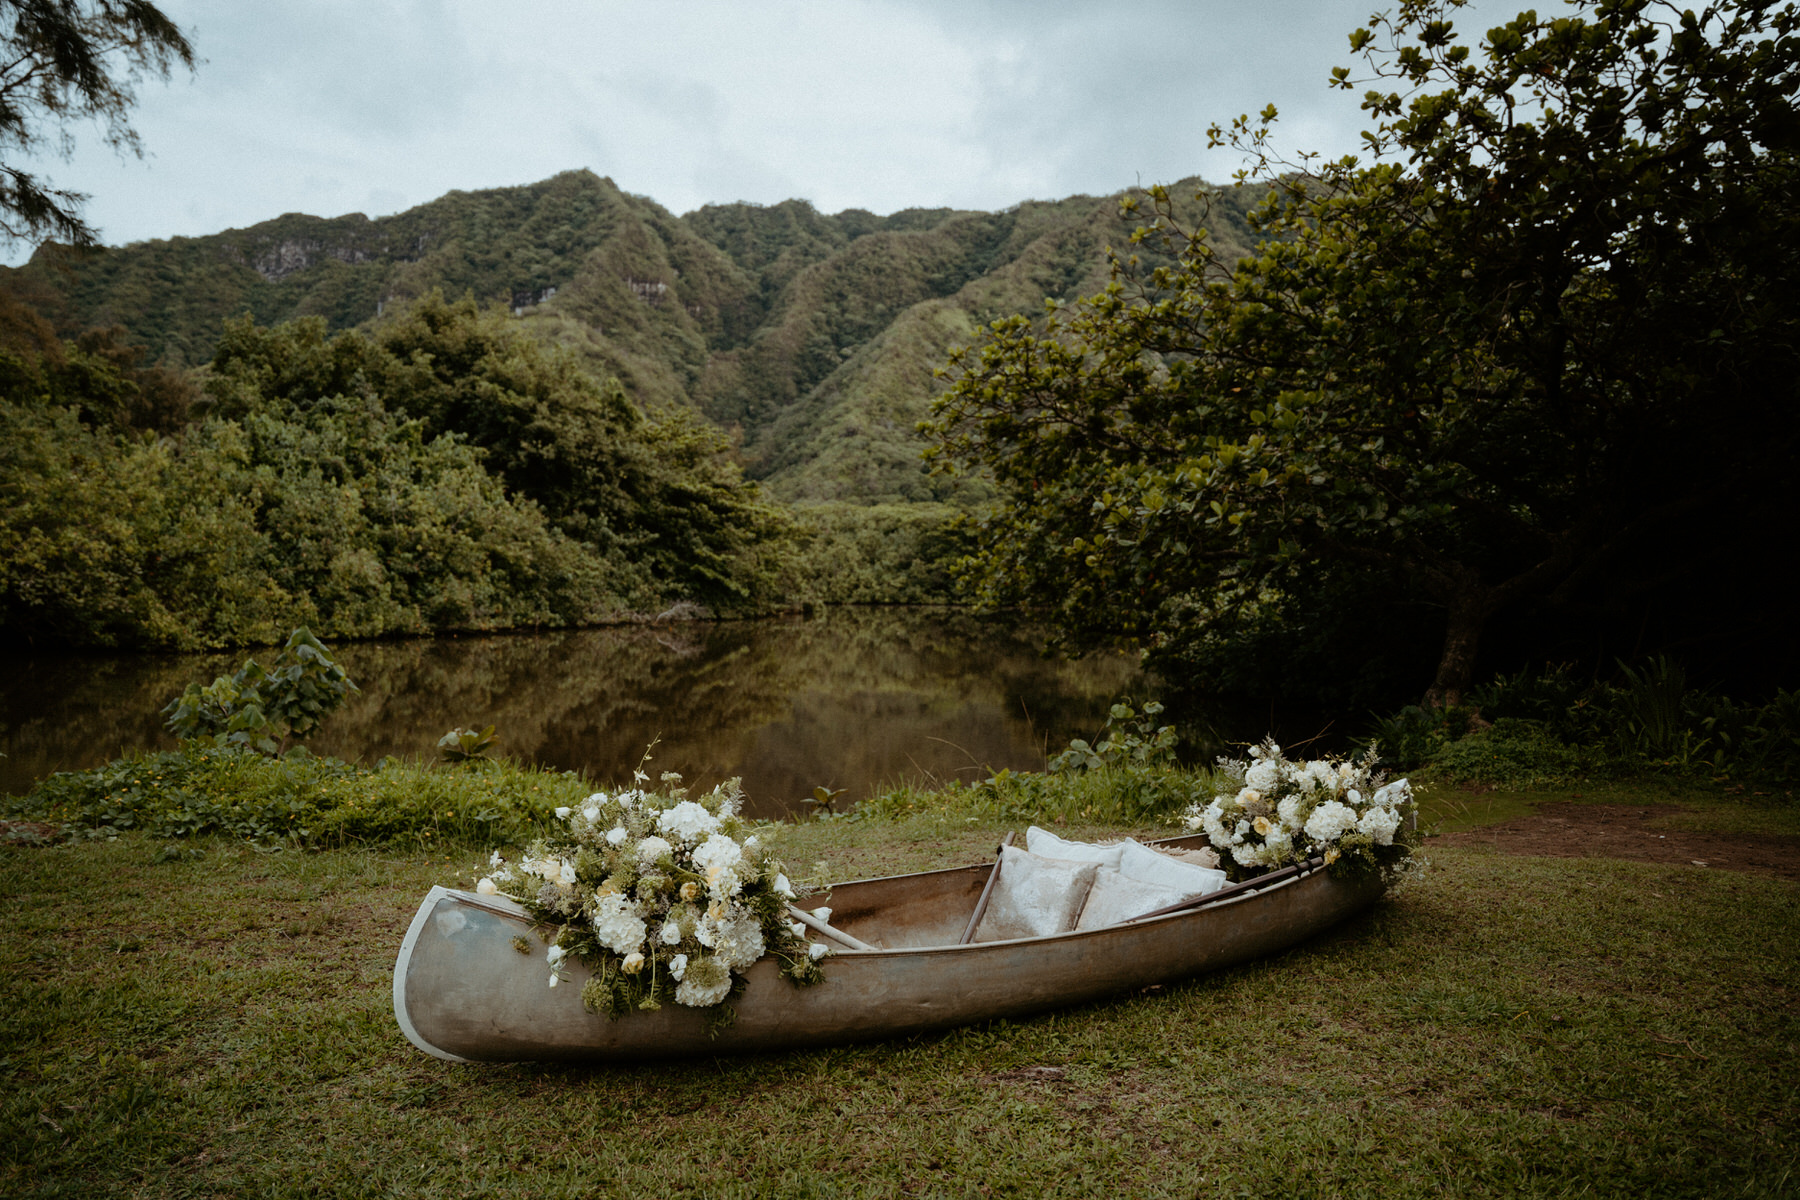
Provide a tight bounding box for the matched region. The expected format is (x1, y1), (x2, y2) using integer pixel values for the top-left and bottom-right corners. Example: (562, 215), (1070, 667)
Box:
(795, 832), (1218, 949)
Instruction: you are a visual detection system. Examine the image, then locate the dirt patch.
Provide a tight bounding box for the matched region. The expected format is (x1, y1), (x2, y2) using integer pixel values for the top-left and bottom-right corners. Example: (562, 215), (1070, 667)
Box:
(0, 820), (62, 846)
(1434, 802), (1800, 881)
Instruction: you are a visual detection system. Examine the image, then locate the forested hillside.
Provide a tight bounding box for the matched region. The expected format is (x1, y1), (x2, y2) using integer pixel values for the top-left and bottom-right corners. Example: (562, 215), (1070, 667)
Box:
(0, 170), (1262, 503)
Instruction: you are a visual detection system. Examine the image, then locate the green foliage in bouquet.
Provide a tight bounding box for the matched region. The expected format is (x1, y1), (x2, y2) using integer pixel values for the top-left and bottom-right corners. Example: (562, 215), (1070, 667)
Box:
(478, 774), (827, 1025)
(1184, 740), (1421, 884)
(161, 627), (357, 755)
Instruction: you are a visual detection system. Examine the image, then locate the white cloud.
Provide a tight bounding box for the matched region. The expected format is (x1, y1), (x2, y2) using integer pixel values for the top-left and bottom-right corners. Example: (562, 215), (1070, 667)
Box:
(2, 0), (1519, 263)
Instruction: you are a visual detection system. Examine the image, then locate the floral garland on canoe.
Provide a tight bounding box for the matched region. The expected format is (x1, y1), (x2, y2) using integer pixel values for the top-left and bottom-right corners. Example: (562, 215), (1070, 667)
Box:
(1183, 740), (1423, 883)
(477, 775), (826, 1023)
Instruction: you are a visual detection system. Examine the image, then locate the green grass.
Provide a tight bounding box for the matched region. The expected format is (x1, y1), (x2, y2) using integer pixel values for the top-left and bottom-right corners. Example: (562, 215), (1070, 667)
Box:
(3, 780), (1797, 1198)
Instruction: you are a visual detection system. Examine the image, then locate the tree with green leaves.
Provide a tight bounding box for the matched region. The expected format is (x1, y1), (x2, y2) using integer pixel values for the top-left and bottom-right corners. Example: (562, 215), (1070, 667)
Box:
(0, 1), (193, 247)
(929, 0), (1800, 706)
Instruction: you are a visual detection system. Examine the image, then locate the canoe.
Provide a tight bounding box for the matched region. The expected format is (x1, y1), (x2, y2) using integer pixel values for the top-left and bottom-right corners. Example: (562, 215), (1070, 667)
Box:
(392, 834), (1384, 1062)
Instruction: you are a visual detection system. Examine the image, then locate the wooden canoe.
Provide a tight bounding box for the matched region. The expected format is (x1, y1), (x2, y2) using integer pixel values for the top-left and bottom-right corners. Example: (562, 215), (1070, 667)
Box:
(393, 834), (1384, 1062)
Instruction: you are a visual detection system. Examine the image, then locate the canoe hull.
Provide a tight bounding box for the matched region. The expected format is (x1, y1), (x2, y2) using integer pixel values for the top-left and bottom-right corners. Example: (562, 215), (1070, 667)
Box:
(394, 861), (1384, 1063)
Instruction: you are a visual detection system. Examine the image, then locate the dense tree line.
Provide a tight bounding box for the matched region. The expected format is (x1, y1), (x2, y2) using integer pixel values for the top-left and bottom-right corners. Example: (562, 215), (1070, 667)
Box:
(931, 0), (1800, 707)
(0, 295), (794, 650)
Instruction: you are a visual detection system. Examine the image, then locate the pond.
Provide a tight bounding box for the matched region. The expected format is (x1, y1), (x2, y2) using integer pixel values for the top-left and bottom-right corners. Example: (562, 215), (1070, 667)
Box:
(0, 608), (1151, 818)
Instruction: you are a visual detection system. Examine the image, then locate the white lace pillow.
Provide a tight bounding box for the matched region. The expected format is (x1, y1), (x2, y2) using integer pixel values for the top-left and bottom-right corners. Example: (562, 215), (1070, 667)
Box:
(1074, 867), (1189, 930)
(1116, 839), (1227, 898)
(971, 846), (1100, 942)
(1025, 825), (1125, 869)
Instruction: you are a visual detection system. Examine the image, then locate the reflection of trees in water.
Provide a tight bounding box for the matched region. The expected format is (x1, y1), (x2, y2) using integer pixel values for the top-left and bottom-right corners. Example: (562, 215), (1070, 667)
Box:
(0, 609), (1144, 810)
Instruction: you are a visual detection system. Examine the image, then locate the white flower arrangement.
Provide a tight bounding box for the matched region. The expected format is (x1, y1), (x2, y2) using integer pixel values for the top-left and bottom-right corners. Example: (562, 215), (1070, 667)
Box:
(477, 775), (827, 1021)
(1182, 740), (1420, 881)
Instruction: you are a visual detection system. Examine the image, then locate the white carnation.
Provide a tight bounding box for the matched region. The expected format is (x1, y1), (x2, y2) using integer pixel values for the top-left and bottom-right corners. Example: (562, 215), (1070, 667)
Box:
(1359, 805), (1402, 846)
(605, 826), (628, 846)
(658, 800), (721, 844)
(1277, 795), (1305, 828)
(1304, 800), (1359, 843)
(1373, 779), (1413, 809)
(636, 835), (673, 863)
(591, 893), (648, 954)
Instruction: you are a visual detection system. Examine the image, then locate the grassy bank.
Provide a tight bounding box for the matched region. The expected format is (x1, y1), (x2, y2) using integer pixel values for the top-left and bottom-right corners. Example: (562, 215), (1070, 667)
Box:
(2, 765), (1796, 1198)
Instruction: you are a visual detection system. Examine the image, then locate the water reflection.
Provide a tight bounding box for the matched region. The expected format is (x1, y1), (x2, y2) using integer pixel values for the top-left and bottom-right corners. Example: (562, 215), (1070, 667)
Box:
(0, 609), (1147, 817)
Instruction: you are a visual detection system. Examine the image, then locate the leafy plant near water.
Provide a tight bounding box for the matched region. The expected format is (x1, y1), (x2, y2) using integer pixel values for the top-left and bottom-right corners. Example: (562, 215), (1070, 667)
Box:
(161, 627), (357, 755)
(1048, 700), (1178, 773)
(437, 725), (500, 764)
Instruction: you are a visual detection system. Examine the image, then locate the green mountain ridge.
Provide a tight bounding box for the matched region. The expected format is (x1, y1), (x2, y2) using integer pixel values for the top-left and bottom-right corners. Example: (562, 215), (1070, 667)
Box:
(1, 170), (1263, 503)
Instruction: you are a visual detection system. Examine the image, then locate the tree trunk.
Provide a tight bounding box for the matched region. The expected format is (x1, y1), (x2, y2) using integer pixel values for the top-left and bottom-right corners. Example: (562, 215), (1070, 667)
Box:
(1425, 576), (1493, 708)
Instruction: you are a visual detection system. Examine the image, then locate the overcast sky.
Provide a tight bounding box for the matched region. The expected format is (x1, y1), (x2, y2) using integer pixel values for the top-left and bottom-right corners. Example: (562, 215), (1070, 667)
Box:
(5, 0), (1515, 265)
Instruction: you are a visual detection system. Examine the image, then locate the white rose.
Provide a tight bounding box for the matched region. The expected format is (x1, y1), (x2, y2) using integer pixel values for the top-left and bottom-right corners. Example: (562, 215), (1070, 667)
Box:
(621, 952), (645, 974)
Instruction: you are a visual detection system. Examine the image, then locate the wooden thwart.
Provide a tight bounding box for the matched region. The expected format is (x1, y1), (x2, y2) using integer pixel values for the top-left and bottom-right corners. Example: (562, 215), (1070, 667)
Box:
(786, 904), (876, 952)
(958, 830), (1016, 944)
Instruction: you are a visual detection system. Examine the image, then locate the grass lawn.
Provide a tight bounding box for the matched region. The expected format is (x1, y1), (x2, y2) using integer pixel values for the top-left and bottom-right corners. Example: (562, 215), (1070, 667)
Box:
(2, 786), (1796, 1197)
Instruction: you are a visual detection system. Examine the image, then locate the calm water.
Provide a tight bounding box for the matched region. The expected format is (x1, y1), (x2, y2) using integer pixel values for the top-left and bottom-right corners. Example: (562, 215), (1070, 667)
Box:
(0, 609), (1149, 817)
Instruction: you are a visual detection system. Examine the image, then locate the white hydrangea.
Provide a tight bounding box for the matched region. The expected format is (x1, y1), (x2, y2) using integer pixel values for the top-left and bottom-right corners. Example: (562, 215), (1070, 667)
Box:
(692, 833), (744, 875)
(697, 904), (764, 970)
(1245, 758), (1280, 792)
(1304, 800), (1359, 843)
(590, 893), (648, 954)
(636, 835), (673, 863)
(657, 800), (721, 844)
(676, 964), (733, 1008)
(1231, 841), (1264, 866)
(1359, 805), (1402, 846)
